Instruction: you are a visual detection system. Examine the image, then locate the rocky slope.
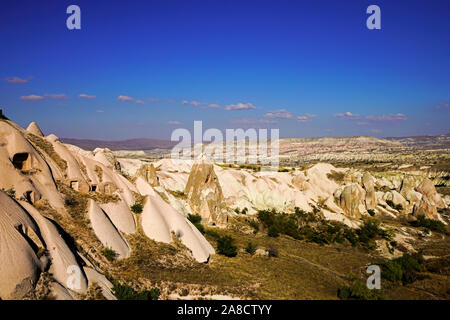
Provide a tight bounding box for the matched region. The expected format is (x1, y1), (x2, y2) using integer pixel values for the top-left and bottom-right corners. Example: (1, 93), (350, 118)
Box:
(0, 118), (213, 300)
(0, 117), (448, 300)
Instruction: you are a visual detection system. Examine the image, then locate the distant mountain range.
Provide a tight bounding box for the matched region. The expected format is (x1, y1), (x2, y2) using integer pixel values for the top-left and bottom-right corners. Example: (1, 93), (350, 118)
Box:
(61, 138), (177, 151)
(61, 134), (450, 152)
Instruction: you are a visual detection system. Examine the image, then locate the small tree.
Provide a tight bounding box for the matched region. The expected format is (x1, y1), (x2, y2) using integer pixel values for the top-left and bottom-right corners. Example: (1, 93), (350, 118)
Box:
(245, 241), (257, 255)
(187, 214), (205, 234)
(102, 248), (117, 262)
(131, 203), (143, 214)
(217, 235), (238, 257)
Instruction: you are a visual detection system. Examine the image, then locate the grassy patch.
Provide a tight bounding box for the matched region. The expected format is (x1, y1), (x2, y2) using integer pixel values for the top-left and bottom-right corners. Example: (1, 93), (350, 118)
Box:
(112, 281), (160, 300)
(102, 248), (118, 262)
(26, 133), (67, 171)
(411, 215), (448, 235)
(338, 280), (384, 300)
(326, 170), (345, 184)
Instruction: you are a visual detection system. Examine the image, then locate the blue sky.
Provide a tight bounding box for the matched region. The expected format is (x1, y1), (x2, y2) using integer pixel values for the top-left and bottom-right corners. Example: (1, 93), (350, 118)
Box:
(0, 0), (449, 140)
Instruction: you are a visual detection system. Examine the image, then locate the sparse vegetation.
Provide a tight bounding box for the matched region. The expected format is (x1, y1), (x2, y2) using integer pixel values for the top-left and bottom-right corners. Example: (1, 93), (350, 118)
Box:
(386, 199), (403, 211)
(94, 165), (103, 182)
(102, 248), (118, 262)
(379, 253), (425, 284)
(338, 280), (384, 300)
(1, 187), (16, 199)
(26, 133), (67, 171)
(205, 228), (220, 239)
(367, 209), (376, 216)
(245, 241), (257, 255)
(112, 281), (160, 300)
(217, 235), (238, 257)
(256, 209), (392, 249)
(84, 283), (107, 300)
(326, 170), (345, 184)
(411, 214), (448, 235)
(187, 214), (205, 234)
(130, 203), (143, 214)
(234, 207), (248, 215)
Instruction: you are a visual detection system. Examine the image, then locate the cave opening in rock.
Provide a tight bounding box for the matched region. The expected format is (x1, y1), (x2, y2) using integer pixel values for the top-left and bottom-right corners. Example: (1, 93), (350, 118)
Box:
(12, 153), (31, 170)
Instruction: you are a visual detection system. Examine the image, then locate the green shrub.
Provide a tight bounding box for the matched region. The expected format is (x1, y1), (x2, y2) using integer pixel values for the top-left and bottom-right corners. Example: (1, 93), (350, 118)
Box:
(380, 253), (424, 284)
(367, 209), (376, 216)
(217, 235), (238, 257)
(337, 281), (384, 300)
(130, 203), (143, 214)
(187, 214), (202, 224)
(357, 218), (393, 243)
(102, 248), (117, 262)
(112, 282), (160, 300)
(412, 215), (447, 234)
(205, 228), (220, 239)
(385, 200), (403, 211)
(268, 225), (280, 237)
(245, 241), (257, 255)
(1, 188), (16, 198)
(187, 214), (205, 234)
(248, 219), (259, 233)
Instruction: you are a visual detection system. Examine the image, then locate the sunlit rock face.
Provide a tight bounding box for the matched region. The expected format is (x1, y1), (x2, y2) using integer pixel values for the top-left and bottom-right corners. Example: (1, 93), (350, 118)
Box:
(414, 178), (446, 220)
(185, 155), (227, 225)
(339, 183), (366, 219)
(136, 163), (160, 186)
(362, 172), (376, 210)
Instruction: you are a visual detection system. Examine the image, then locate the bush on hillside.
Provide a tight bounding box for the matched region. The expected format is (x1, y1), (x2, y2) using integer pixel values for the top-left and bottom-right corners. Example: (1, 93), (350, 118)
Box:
(187, 214), (205, 234)
(217, 235), (238, 257)
(130, 203), (143, 214)
(112, 282), (160, 300)
(337, 281), (384, 300)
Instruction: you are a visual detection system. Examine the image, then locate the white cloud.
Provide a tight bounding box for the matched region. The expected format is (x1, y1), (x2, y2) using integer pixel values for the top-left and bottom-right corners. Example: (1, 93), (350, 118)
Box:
(264, 109), (292, 119)
(118, 95), (134, 102)
(225, 102), (257, 111)
(44, 94), (68, 99)
(167, 121), (181, 125)
(231, 118), (277, 125)
(19, 94), (44, 101)
(335, 111), (407, 122)
(296, 113), (316, 123)
(4, 76), (29, 83)
(79, 93), (96, 99)
(96, 110), (105, 113)
(208, 103), (221, 109)
(135, 99), (145, 105)
(182, 100), (203, 107)
(148, 97), (159, 102)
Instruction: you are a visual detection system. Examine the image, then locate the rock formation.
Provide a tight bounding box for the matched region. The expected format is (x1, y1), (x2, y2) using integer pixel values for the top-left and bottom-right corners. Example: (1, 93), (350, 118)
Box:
(362, 172), (376, 210)
(338, 183), (366, 219)
(185, 155), (226, 225)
